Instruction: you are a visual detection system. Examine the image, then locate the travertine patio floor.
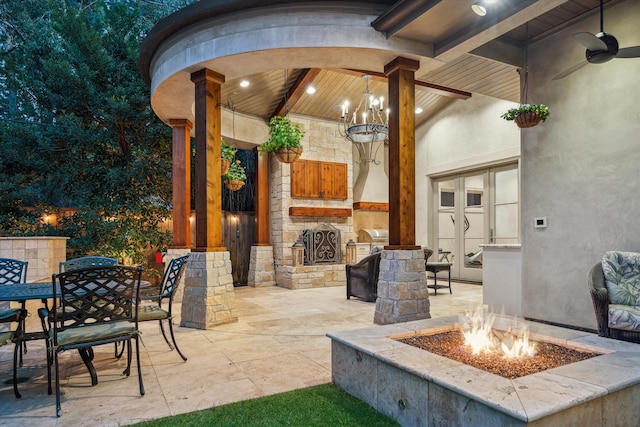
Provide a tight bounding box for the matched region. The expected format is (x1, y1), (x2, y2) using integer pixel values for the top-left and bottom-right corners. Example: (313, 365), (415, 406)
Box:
(0, 281), (481, 426)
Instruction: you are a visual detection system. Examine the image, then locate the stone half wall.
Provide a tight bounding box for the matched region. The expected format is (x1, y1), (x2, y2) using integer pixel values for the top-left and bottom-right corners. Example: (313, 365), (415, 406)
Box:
(269, 115), (355, 288)
(0, 236), (68, 282)
(277, 264), (346, 290)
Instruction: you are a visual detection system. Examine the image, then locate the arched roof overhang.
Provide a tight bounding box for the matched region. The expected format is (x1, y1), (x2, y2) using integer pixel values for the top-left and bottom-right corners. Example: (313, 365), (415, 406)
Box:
(139, 0), (437, 137)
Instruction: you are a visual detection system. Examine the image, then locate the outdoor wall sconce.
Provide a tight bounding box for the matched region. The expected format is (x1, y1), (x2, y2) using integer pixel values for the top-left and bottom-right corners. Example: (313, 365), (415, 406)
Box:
(346, 239), (357, 265)
(292, 236), (305, 267)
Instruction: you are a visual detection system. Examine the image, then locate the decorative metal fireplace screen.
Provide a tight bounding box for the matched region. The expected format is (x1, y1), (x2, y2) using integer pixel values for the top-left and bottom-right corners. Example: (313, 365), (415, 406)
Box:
(302, 224), (341, 265)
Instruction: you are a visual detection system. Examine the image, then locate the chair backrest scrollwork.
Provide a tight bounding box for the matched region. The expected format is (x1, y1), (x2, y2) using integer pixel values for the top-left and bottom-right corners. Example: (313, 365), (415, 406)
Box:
(158, 254), (190, 301)
(0, 258), (28, 284)
(53, 265), (142, 329)
(59, 256), (118, 273)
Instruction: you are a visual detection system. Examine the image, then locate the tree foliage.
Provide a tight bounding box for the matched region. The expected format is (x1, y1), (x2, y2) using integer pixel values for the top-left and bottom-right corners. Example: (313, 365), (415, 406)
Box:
(0, 0), (192, 265)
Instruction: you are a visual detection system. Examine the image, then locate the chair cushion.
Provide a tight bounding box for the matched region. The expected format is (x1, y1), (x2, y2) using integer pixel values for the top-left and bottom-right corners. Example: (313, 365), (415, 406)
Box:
(0, 330), (15, 346)
(602, 251), (640, 306)
(52, 321), (135, 347)
(137, 304), (169, 321)
(608, 304), (640, 332)
(0, 308), (22, 322)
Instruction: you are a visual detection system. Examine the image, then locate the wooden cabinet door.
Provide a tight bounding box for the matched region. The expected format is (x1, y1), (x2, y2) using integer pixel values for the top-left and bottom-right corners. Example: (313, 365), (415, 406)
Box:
(291, 160), (346, 199)
(306, 160), (321, 198)
(321, 162), (333, 198)
(291, 160), (307, 197)
(331, 163), (348, 199)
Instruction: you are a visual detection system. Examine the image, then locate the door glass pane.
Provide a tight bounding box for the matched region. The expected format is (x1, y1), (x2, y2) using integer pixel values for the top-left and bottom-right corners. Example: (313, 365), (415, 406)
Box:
(437, 179), (455, 264)
(463, 174), (484, 269)
(495, 168), (518, 204)
(495, 204), (518, 240)
(494, 168), (518, 244)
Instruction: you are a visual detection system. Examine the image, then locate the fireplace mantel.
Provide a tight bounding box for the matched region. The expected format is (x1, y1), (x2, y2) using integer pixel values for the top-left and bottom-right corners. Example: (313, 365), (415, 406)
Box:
(288, 207), (352, 217)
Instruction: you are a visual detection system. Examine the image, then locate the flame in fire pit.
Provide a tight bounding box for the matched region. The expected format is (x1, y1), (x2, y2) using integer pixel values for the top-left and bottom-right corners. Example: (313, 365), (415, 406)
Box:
(462, 308), (536, 358)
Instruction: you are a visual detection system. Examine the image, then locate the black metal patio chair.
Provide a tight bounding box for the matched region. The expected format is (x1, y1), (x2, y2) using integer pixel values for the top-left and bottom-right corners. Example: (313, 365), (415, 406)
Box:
(136, 254), (190, 360)
(0, 307), (27, 398)
(48, 265), (145, 417)
(0, 258), (29, 365)
(40, 256), (119, 362)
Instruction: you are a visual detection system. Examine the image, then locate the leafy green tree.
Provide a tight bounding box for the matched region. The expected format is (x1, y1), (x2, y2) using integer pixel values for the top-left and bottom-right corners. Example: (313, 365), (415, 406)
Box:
(0, 0), (193, 266)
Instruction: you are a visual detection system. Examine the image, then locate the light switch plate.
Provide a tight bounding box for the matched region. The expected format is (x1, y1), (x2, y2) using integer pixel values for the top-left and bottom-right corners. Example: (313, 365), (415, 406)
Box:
(534, 217), (547, 228)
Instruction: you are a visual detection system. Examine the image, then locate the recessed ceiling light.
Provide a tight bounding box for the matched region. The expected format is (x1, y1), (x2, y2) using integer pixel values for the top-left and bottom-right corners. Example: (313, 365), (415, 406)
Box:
(306, 86), (316, 94)
(472, 4), (487, 16)
(239, 80), (250, 88)
(415, 107), (423, 114)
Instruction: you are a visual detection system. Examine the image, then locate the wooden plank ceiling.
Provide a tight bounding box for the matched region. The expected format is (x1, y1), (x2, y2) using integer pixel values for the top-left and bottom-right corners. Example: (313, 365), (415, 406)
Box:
(219, 0), (612, 128)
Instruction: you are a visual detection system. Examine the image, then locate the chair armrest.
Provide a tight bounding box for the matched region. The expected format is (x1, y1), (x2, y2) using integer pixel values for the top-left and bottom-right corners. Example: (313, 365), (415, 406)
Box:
(588, 262), (610, 336)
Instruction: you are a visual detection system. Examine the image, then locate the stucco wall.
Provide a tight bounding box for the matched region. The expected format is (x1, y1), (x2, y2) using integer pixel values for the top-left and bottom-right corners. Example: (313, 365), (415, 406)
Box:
(415, 93), (521, 247)
(521, 1), (640, 329)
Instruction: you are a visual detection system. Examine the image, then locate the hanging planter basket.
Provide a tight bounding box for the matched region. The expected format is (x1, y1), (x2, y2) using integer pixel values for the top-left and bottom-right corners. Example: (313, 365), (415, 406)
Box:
(225, 180), (245, 191)
(221, 158), (231, 175)
(274, 147), (303, 163)
(514, 112), (542, 129)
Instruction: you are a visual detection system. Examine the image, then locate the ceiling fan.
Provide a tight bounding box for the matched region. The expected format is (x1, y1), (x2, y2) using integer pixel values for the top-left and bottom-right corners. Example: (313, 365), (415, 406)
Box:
(553, 0), (640, 80)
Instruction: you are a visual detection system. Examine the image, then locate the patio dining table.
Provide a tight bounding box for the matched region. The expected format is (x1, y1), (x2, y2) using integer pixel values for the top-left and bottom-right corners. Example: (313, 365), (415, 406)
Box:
(0, 279), (150, 388)
(0, 281), (59, 303)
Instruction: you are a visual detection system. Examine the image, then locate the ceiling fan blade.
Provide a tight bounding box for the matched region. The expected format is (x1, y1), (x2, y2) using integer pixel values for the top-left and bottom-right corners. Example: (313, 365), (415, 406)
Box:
(573, 32), (607, 51)
(552, 61), (589, 80)
(616, 46), (640, 58)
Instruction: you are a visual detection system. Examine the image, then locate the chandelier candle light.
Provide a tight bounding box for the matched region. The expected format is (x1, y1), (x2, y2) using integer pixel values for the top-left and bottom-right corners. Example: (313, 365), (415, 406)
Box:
(339, 75), (389, 164)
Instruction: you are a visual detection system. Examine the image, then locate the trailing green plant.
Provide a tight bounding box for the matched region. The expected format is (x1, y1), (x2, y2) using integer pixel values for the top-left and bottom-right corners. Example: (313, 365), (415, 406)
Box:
(221, 139), (237, 161)
(501, 103), (550, 122)
(259, 116), (305, 155)
(224, 160), (247, 182)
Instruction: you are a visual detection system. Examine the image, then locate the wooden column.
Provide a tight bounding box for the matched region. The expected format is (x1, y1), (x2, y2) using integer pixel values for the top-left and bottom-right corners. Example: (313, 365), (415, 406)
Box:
(384, 57), (420, 250)
(190, 69), (226, 252)
(254, 147), (270, 245)
(169, 119), (192, 248)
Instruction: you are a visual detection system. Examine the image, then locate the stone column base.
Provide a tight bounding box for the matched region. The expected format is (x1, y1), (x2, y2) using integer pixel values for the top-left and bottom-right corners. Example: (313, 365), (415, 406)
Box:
(164, 247), (192, 303)
(248, 245), (276, 287)
(180, 251), (238, 329)
(374, 249), (431, 325)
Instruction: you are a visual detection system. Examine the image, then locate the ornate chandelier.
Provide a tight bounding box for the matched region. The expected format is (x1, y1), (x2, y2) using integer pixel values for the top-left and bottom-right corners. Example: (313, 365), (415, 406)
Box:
(339, 75), (389, 164)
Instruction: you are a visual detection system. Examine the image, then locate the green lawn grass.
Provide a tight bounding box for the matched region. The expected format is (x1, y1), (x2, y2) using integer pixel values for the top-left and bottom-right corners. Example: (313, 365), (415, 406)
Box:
(135, 383), (400, 426)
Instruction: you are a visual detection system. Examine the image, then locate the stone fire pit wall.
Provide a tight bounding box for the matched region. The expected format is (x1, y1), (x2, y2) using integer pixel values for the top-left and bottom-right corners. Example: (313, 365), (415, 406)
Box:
(328, 315), (640, 427)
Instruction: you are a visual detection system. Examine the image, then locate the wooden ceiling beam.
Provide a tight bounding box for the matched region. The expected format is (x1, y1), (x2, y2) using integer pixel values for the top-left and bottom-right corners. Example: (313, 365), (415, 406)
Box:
(333, 68), (471, 100)
(270, 68), (322, 118)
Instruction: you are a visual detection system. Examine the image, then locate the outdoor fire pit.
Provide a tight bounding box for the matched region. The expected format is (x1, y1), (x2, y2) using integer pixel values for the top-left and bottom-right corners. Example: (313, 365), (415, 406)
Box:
(328, 313), (640, 426)
(395, 309), (601, 379)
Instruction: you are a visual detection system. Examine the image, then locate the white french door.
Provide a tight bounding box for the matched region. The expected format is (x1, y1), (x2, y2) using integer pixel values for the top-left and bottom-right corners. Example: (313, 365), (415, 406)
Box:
(433, 164), (519, 282)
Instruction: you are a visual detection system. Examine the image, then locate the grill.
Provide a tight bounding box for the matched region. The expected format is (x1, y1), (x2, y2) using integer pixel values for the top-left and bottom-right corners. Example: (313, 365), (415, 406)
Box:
(358, 229), (389, 249)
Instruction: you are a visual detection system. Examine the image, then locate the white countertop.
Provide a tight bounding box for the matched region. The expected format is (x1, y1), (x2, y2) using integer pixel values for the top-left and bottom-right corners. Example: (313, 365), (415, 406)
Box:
(479, 244), (521, 249)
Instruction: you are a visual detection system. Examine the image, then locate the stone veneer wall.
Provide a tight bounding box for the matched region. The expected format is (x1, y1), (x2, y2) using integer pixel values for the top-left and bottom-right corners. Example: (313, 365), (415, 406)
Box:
(0, 236), (68, 316)
(270, 115), (355, 289)
(0, 237), (68, 282)
(248, 245), (276, 287)
(374, 249), (430, 324)
(180, 251), (237, 328)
